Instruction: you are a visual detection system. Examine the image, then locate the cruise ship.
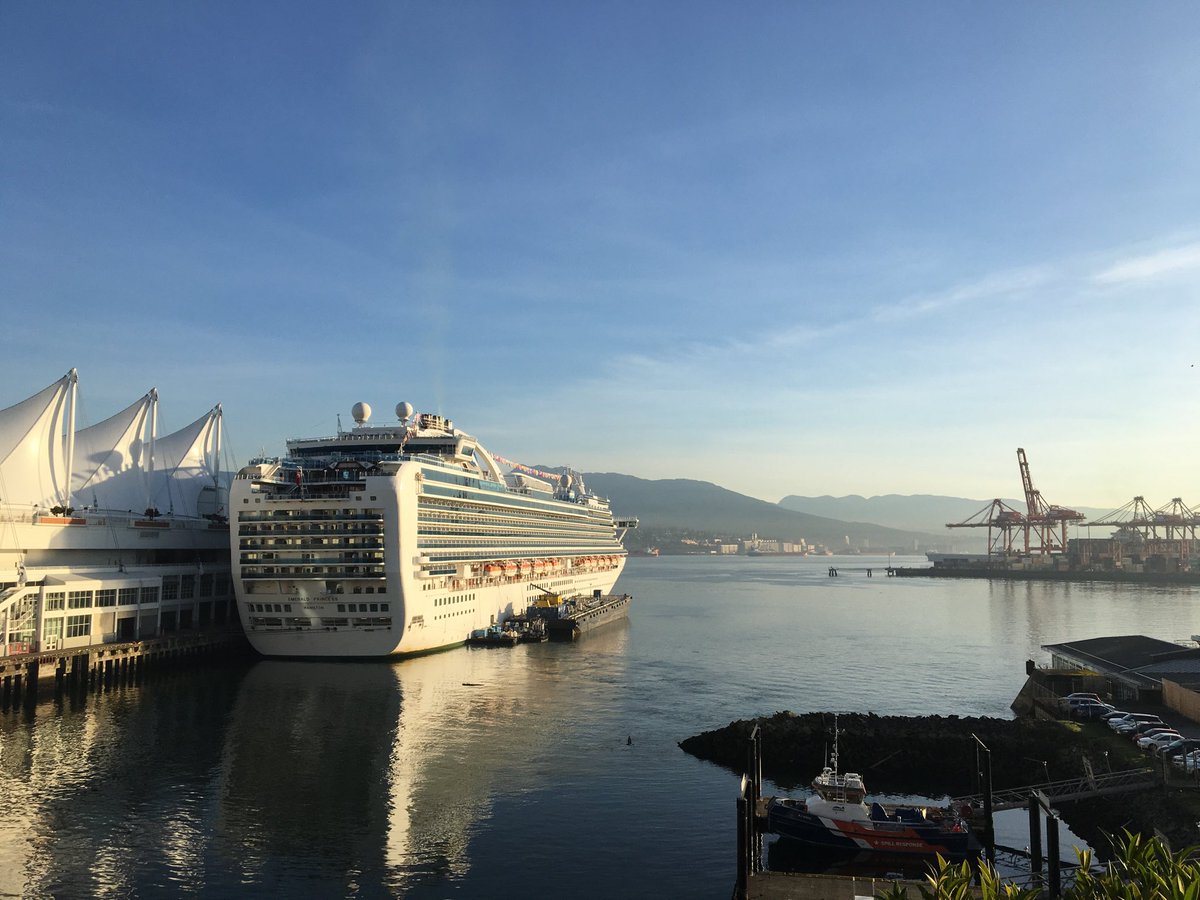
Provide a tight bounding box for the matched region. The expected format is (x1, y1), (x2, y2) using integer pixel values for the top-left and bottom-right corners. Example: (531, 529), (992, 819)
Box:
(0, 371), (233, 657)
(230, 402), (636, 657)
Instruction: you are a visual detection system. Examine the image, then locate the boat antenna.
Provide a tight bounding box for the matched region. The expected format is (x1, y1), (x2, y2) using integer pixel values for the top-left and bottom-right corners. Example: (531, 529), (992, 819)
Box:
(830, 713), (840, 775)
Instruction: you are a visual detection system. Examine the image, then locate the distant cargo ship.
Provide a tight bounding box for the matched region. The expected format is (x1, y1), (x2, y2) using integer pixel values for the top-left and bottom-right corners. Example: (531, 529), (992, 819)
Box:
(230, 402), (636, 658)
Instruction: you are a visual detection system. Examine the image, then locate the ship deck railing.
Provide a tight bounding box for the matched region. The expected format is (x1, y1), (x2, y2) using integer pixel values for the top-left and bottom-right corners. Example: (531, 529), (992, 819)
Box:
(0, 509), (224, 530)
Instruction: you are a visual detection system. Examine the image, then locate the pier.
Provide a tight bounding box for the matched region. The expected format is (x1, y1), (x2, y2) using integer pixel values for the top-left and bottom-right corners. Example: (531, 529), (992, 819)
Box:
(951, 766), (1157, 812)
(0, 628), (250, 708)
(730, 727), (1162, 900)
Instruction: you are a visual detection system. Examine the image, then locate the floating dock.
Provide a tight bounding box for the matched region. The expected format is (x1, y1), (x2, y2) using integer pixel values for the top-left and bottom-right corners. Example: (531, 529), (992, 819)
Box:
(540, 593), (632, 641)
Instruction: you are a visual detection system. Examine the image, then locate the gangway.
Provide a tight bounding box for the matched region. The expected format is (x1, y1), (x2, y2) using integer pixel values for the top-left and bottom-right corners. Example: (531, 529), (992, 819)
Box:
(952, 766), (1155, 812)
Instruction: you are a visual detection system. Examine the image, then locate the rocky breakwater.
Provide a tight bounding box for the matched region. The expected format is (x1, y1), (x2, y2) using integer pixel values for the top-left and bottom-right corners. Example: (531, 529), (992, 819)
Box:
(680, 711), (1200, 852)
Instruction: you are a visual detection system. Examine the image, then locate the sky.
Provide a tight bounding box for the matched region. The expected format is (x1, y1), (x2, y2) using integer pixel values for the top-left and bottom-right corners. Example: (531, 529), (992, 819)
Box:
(3, 2), (1199, 510)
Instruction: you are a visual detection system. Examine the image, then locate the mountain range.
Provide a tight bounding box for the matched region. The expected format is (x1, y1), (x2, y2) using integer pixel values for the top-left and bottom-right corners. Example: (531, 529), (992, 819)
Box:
(582, 472), (946, 552)
(778, 494), (1113, 536)
(577, 473), (1116, 553)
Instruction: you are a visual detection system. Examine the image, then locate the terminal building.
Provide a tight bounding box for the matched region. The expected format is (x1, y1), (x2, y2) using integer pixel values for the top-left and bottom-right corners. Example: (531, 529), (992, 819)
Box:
(0, 371), (233, 657)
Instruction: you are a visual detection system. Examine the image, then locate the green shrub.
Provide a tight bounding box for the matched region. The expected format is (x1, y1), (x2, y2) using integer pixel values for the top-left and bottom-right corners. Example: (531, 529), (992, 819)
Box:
(875, 832), (1200, 899)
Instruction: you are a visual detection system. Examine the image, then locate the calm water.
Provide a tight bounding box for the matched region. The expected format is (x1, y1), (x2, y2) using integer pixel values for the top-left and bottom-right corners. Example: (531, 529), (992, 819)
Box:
(2, 555), (1196, 898)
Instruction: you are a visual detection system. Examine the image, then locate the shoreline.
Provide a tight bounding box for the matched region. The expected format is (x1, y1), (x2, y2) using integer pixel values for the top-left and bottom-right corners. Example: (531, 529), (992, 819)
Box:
(892, 566), (1200, 586)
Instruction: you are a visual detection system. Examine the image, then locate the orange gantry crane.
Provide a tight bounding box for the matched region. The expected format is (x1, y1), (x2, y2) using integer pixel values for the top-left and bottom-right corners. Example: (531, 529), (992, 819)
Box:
(945, 449), (1085, 559)
(945, 499), (1028, 556)
(1016, 448), (1085, 555)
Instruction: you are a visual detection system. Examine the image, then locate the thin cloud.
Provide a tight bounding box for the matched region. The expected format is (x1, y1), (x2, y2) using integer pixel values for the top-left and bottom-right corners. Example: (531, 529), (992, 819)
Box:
(870, 266), (1051, 323)
(1092, 242), (1200, 285)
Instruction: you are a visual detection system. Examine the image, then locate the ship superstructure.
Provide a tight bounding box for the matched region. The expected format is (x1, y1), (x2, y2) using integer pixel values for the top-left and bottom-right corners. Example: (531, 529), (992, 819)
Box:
(230, 402), (634, 657)
(0, 371), (233, 656)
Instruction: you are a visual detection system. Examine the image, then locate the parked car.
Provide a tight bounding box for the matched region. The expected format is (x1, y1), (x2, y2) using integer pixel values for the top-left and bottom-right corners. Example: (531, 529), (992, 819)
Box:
(1072, 702), (1116, 720)
(1172, 749), (1200, 772)
(1099, 709), (1131, 722)
(1161, 738), (1200, 760)
(1124, 720), (1170, 739)
(1110, 713), (1163, 733)
(1132, 726), (1175, 744)
(1060, 696), (1104, 710)
(1138, 731), (1182, 753)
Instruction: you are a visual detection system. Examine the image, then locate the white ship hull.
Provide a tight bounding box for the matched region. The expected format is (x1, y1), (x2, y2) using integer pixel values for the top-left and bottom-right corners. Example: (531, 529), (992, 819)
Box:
(239, 565), (623, 658)
(230, 409), (633, 659)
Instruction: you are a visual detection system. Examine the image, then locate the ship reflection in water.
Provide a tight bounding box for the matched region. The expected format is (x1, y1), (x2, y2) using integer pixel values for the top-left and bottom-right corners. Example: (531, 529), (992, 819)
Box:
(218, 622), (631, 895)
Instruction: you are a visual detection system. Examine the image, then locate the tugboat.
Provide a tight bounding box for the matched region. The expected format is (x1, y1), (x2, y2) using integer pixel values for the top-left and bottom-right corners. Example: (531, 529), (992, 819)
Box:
(466, 624), (519, 647)
(766, 718), (978, 859)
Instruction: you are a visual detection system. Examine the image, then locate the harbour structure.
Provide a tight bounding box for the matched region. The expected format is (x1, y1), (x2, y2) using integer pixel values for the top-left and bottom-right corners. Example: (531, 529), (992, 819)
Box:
(229, 401), (636, 657)
(537, 592), (632, 641)
(936, 449), (1200, 576)
(944, 448), (1083, 561)
(0, 371), (234, 658)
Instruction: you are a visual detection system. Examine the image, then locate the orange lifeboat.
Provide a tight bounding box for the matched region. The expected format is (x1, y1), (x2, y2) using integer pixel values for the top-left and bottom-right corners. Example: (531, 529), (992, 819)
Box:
(534, 558), (549, 575)
(517, 560), (531, 576)
(484, 562), (502, 577)
(503, 561), (518, 575)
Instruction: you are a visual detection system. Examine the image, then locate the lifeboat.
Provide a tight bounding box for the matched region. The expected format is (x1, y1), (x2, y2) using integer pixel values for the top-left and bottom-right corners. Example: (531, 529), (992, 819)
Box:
(503, 561), (518, 575)
(534, 558), (549, 575)
(517, 560), (531, 576)
(484, 563), (502, 577)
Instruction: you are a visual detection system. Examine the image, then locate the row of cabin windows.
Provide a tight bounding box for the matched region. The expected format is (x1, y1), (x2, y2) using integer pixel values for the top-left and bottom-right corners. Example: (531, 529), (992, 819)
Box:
(337, 603), (386, 613)
(245, 601), (391, 615)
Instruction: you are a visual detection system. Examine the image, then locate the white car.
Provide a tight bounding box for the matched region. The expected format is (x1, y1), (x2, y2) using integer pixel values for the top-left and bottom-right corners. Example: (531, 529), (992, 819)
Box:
(1138, 731), (1182, 752)
(1173, 749), (1200, 771)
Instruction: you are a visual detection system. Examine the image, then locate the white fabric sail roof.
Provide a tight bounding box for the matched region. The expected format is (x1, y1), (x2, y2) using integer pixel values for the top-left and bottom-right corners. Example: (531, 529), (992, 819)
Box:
(0, 373), (73, 509)
(72, 391), (154, 513)
(0, 374), (224, 518)
(149, 407), (222, 517)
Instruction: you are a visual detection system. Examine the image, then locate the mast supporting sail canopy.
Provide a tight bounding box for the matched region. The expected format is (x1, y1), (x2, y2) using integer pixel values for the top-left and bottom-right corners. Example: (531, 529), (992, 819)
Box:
(0, 371), (76, 509)
(0, 373), (225, 518)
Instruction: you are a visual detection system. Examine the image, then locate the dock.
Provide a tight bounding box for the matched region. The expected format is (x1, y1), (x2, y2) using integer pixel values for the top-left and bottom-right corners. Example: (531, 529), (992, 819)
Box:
(542, 593), (632, 641)
(730, 724), (1144, 899)
(0, 627), (250, 708)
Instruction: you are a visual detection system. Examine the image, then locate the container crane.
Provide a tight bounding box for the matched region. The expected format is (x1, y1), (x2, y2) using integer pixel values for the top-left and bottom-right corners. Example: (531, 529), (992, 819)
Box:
(945, 499), (1028, 557)
(1152, 498), (1197, 541)
(1087, 496), (1157, 539)
(1016, 448), (1085, 555)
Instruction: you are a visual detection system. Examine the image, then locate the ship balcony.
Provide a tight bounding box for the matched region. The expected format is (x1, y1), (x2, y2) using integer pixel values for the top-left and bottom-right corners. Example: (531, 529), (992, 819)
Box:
(239, 539), (384, 551)
(239, 565), (387, 579)
(236, 528), (381, 542)
(239, 554), (384, 565)
(238, 512), (384, 523)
